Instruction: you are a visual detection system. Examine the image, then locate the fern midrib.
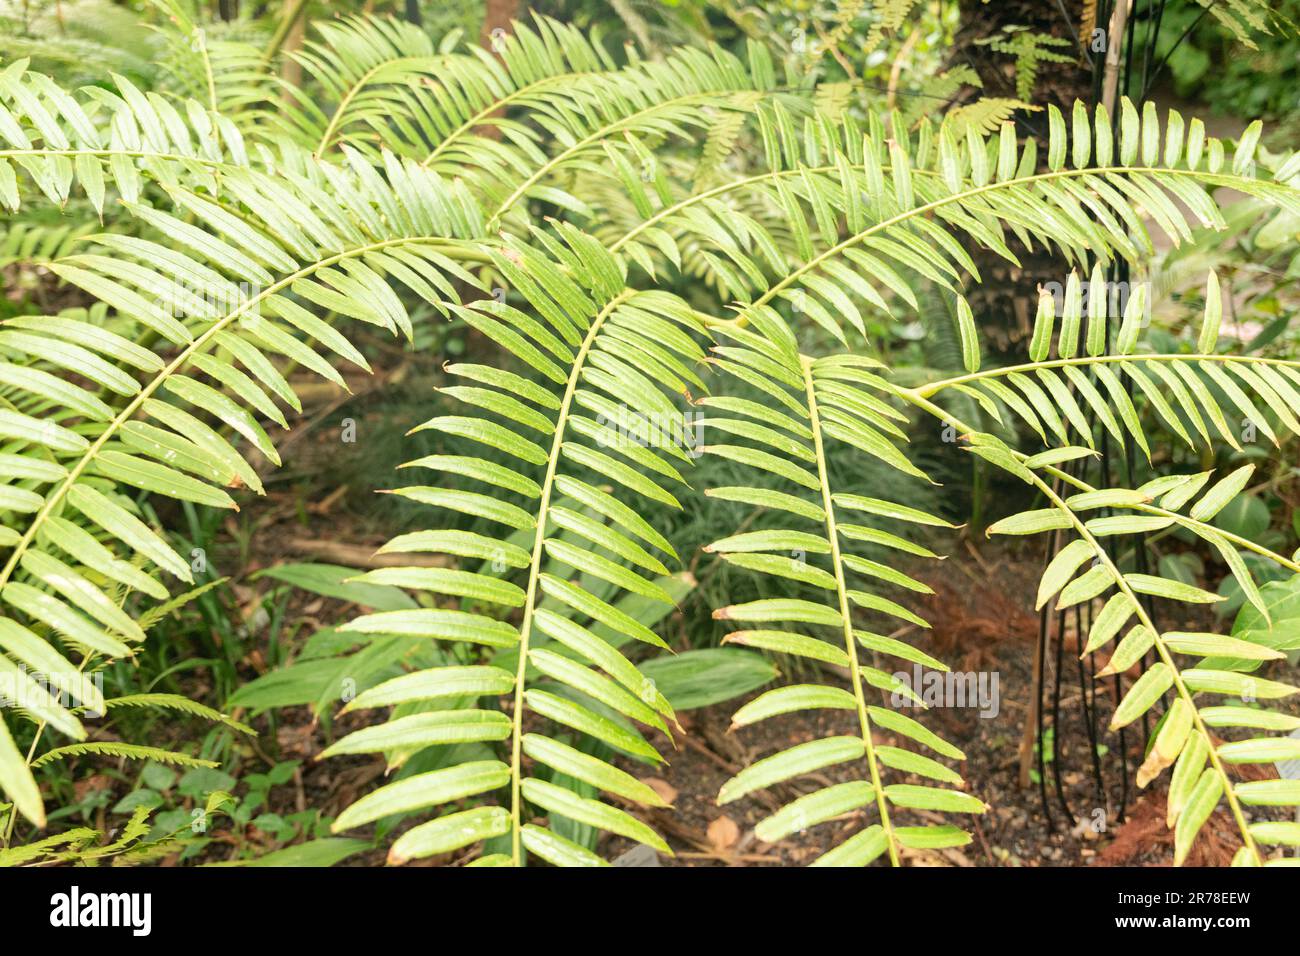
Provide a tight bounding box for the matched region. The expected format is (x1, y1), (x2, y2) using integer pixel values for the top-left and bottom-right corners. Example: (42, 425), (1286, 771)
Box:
(0, 148), (231, 167)
(507, 288), (635, 866)
(420, 71), (603, 168)
(801, 354), (900, 867)
(914, 353), (1300, 399)
(193, 27), (218, 115)
(1035, 464), (1300, 577)
(743, 164), (1278, 318)
(487, 92), (736, 228)
(314, 54), (455, 156)
(899, 389), (1261, 864)
(607, 161), (947, 254)
(1126, 501), (1300, 574)
(0, 235), (470, 595)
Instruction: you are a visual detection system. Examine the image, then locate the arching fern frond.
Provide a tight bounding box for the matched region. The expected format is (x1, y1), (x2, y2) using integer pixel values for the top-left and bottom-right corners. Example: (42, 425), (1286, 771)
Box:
(909, 269), (1300, 458)
(0, 61), (251, 216)
(701, 319), (981, 866)
(99, 692), (254, 735)
(885, 290), (1300, 866)
(713, 101), (1300, 347)
(30, 741), (216, 770)
(416, 13), (617, 180)
(150, 0), (279, 123)
(982, 459), (1300, 866)
(328, 228), (709, 867)
(267, 15), (452, 159)
(1193, 0), (1288, 50)
(0, 155), (488, 826)
(588, 100), (1300, 339)
(478, 41), (781, 232)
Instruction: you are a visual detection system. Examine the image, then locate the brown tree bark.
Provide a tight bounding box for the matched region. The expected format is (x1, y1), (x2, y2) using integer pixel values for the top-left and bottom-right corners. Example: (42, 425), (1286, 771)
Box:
(478, 0), (521, 55)
(949, 1), (1097, 363)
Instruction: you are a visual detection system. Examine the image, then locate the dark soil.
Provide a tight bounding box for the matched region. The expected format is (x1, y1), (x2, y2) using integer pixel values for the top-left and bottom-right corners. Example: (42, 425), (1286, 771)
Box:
(243, 535), (1298, 868)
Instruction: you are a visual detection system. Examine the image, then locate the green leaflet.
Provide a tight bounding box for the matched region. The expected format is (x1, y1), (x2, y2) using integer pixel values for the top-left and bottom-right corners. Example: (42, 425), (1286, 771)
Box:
(719, 736), (866, 805)
(1198, 271), (1222, 353)
(1109, 660), (1173, 730)
(0, 713), (44, 827)
(757, 782), (876, 843)
(321, 711), (513, 759)
(987, 509), (1073, 536)
(731, 684), (857, 726)
(332, 761), (511, 832)
(956, 295), (979, 372)
(388, 807), (512, 865)
(1174, 770), (1223, 867)
(1189, 465), (1255, 523)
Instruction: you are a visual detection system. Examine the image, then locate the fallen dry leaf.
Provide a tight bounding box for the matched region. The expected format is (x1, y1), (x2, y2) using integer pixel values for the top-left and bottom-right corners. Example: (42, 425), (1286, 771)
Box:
(641, 776), (678, 805)
(707, 814), (740, 851)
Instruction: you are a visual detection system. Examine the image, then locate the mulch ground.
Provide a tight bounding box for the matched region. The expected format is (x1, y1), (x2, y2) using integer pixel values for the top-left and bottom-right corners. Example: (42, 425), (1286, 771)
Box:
(160, 526), (1296, 868)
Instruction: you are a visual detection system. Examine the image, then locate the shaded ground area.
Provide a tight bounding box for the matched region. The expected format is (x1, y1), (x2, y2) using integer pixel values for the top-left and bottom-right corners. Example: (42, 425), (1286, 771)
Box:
(81, 517), (1293, 868)
(600, 550), (1280, 868)
(39, 384), (1296, 868)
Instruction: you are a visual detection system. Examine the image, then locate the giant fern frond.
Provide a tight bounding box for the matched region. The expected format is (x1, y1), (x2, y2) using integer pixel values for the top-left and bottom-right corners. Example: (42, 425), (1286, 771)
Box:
(712, 102), (1300, 346)
(0, 152), (488, 826)
(981, 456), (1300, 866)
(416, 13), (617, 181)
(885, 289), (1300, 866)
(0, 62), (252, 216)
(701, 319), (982, 866)
(150, 0), (278, 124)
(909, 267), (1300, 459)
(577, 100), (1300, 340)
(327, 227), (706, 866)
(266, 15), (452, 159)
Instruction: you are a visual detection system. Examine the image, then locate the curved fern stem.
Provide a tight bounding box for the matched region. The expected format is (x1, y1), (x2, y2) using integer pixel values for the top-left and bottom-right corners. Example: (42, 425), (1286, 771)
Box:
(915, 353), (1300, 400)
(801, 354), (900, 866)
(0, 148), (232, 169)
(420, 73), (602, 169)
(607, 160), (944, 254)
(315, 54), (455, 156)
(742, 165), (1290, 319)
(193, 24), (219, 115)
(898, 388), (1262, 864)
(487, 93), (729, 228)
(507, 288), (635, 866)
(1028, 463), (1300, 577)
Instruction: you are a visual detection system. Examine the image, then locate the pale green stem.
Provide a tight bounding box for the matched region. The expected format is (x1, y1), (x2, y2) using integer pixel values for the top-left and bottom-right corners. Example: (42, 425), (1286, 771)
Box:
(801, 354), (900, 866)
(915, 353), (1300, 400)
(507, 289), (634, 866)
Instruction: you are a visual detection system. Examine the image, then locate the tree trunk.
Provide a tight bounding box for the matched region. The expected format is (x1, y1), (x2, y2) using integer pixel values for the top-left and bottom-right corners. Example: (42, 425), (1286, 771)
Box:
(479, 0), (520, 55)
(949, 1), (1096, 361)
